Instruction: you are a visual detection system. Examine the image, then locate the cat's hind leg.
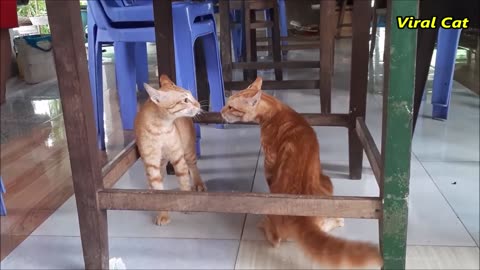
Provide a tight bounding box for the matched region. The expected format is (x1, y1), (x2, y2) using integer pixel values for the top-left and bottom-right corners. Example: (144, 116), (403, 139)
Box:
(320, 218), (345, 232)
(184, 151), (206, 192)
(257, 216), (282, 248)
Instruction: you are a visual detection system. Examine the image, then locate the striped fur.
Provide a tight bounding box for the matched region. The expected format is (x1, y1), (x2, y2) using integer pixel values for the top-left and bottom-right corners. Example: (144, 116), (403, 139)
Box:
(134, 75), (206, 226)
(221, 77), (383, 269)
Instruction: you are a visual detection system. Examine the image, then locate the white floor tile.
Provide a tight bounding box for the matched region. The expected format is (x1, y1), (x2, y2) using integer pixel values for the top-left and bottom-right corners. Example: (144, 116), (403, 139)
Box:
(421, 161), (480, 245)
(1, 236), (239, 269)
(413, 88), (480, 162)
(406, 158), (476, 246)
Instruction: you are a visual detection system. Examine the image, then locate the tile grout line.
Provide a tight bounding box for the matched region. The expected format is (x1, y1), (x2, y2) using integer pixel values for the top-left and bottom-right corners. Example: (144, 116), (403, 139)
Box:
(233, 144), (263, 270)
(413, 152), (479, 247)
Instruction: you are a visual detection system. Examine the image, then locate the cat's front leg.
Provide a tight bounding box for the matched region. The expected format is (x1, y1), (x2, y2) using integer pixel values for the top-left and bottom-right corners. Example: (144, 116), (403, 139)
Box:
(146, 160), (171, 226)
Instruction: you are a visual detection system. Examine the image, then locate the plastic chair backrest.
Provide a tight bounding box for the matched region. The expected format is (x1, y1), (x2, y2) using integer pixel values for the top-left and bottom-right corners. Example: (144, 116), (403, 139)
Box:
(88, 0), (114, 30)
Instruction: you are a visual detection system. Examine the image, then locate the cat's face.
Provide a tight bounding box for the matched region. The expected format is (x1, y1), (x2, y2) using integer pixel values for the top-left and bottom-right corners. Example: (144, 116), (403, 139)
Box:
(221, 77), (263, 123)
(144, 75), (201, 119)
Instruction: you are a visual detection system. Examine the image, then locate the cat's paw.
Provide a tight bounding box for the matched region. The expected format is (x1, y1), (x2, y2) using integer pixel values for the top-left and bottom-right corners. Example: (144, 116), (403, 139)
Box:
(192, 182), (207, 192)
(266, 235), (281, 248)
(257, 217), (268, 230)
(335, 218), (345, 228)
(154, 214), (171, 226)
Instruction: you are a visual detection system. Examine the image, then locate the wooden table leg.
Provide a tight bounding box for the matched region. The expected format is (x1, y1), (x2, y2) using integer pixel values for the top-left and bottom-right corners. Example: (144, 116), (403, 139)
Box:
(271, 1), (283, 81)
(348, 0), (373, 180)
(153, 0), (177, 175)
(412, 28), (438, 134)
(380, 0), (417, 268)
(153, 0), (176, 81)
(319, 0), (336, 113)
(0, 29), (12, 104)
(45, 1), (109, 269)
(219, 0), (233, 87)
(369, 0), (379, 58)
(243, 0), (257, 81)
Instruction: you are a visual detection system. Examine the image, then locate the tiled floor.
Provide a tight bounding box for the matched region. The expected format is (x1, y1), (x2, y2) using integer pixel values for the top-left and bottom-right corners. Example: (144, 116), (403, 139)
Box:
(1, 36), (479, 269)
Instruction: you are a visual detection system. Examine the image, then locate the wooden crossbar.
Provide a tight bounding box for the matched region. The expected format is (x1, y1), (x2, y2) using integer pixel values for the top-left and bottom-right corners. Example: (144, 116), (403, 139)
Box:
(102, 140), (140, 188)
(98, 189), (382, 219)
(226, 80), (320, 90)
(193, 112), (350, 127)
(355, 117), (382, 187)
(232, 61), (320, 69)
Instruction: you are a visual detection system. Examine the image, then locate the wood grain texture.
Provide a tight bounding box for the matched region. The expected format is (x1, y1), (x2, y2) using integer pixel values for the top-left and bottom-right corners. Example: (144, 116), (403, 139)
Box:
(153, 0), (176, 81)
(319, 0), (336, 113)
(219, 0), (233, 82)
(46, 0), (109, 268)
(270, 0), (283, 80)
(98, 189), (382, 219)
(355, 117), (382, 188)
(232, 61), (320, 70)
(348, 0), (372, 180)
(226, 80), (320, 90)
(102, 140), (139, 189)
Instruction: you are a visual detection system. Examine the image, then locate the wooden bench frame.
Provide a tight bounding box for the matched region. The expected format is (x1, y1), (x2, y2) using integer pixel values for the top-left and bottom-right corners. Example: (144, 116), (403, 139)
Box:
(44, 0), (417, 269)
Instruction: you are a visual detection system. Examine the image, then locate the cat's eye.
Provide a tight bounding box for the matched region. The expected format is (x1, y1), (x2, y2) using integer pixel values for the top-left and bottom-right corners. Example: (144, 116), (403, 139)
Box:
(228, 105), (233, 110)
(184, 98), (189, 103)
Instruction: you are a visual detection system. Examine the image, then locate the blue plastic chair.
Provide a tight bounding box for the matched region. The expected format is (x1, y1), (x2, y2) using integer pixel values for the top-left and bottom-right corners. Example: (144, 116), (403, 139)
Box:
(88, 0), (225, 155)
(431, 28), (462, 120)
(0, 176), (6, 216)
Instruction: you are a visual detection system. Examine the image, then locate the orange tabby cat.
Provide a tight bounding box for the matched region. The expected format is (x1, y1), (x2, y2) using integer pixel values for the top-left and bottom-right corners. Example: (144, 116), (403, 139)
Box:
(221, 77), (383, 269)
(134, 75), (206, 226)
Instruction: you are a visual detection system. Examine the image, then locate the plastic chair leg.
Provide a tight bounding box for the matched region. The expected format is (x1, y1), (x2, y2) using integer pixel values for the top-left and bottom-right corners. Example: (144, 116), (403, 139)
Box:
(87, 12), (105, 150)
(88, 22), (106, 149)
(431, 28), (462, 120)
(94, 41), (106, 149)
(114, 42), (138, 130)
(135, 42), (149, 92)
(201, 33), (225, 129)
(230, 9), (244, 62)
(195, 124), (201, 157)
(0, 176), (6, 216)
(277, 0), (288, 38)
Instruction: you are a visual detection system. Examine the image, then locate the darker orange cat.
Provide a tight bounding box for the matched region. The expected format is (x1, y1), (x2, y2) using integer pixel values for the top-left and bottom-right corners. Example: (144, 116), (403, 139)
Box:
(221, 77), (383, 269)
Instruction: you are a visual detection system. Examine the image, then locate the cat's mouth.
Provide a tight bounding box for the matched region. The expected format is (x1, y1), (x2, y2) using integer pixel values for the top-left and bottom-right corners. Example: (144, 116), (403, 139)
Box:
(221, 113), (238, 123)
(185, 107), (201, 117)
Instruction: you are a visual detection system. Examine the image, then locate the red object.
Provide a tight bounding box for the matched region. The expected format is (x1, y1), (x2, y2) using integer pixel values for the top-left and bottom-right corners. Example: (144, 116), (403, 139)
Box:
(0, 0), (19, 29)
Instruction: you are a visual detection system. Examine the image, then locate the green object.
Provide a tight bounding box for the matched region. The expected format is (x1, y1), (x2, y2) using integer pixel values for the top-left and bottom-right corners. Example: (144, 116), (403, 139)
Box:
(381, 0), (418, 269)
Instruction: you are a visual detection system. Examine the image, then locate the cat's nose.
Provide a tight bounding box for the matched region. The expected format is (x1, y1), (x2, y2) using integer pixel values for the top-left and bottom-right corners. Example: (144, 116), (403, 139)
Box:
(221, 105), (229, 113)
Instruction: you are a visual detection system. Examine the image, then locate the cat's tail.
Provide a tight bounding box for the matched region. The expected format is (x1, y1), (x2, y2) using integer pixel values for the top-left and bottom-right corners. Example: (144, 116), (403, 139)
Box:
(292, 217), (383, 269)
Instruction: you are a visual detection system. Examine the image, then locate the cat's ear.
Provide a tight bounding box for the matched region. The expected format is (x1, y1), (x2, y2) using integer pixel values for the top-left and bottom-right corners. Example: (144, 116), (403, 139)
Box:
(246, 90), (262, 107)
(247, 77), (263, 90)
(144, 83), (165, 104)
(159, 74), (175, 87)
